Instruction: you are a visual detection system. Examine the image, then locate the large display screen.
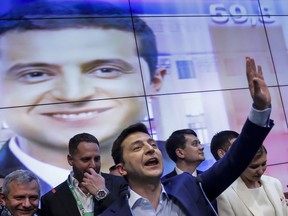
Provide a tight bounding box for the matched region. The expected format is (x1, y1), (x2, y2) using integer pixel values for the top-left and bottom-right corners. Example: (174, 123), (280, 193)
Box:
(0, 0), (287, 195)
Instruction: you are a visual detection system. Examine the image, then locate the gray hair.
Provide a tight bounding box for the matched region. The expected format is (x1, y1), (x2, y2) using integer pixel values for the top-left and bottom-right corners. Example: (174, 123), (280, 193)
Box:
(2, 169), (40, 196)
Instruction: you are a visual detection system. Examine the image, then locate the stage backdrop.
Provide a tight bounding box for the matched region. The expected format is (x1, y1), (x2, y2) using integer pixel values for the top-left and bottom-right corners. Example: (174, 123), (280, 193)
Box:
(0, 0), (287, 194)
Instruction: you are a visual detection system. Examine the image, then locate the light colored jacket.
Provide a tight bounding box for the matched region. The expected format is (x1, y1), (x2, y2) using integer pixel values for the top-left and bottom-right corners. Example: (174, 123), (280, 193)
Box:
(217, 175), (288, 216)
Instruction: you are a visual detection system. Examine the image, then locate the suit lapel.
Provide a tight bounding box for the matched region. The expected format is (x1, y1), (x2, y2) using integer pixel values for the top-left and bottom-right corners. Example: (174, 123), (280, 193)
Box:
(102, 173), (112, 189)
(99, 197), (132, 216)
(232, 178), (259, 215)
(261, 176), (283, 216)
(56, 181), (82, 216)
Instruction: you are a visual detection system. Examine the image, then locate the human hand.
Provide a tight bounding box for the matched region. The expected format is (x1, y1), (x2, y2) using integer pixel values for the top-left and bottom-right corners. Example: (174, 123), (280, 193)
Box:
(246, 57), (271, 110)
(81, 168), (106, 195)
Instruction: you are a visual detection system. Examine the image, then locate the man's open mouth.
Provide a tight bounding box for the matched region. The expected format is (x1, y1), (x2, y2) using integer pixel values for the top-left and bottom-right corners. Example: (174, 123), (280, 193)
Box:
(145, 158), (159, 166)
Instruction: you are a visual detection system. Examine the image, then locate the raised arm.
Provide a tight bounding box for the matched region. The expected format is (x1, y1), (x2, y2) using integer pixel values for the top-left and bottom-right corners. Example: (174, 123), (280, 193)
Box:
(200, 57), (274, 200)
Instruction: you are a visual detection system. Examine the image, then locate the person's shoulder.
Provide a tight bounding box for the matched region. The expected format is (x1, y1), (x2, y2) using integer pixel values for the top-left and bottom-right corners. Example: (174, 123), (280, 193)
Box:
(0, 205), (3, 214)
(163, 172), (195, 186)
(102, 172), (123, 179)
(0, 207), (10, 215)
(101, 172), (127, 185)
(161, 169), (176, 182)
(261, 175), (282, 185)
(41, 179), (68, 199)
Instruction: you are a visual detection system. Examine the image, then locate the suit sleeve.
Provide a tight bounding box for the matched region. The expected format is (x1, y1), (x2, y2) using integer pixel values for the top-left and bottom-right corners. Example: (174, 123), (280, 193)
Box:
(94, 174), (128, 215)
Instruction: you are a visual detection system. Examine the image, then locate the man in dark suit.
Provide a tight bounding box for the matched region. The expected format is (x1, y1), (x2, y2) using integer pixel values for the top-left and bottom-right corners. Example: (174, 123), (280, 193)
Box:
(99, 57), (274, 216)
(40, 133), (127, 216)
(161, 128), (204, 181)
(161, 128), (218, 214)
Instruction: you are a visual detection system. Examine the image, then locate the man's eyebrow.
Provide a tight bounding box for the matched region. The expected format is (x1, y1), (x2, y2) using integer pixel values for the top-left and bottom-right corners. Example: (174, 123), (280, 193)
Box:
(81, 59), (135, 71)
(129, 137), (155, 146)
(7, 63), (58, 73)
(130, 140), (142, 146)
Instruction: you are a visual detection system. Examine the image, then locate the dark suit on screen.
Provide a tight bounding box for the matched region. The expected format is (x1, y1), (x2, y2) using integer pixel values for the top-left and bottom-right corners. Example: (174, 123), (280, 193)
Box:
(0, 141), (51, 194)
(40, 173), (128, 216)
(99, 119), (274, 216)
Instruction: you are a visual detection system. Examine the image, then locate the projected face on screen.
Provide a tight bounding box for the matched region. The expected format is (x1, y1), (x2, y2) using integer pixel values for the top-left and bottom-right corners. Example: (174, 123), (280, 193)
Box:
(0, 1), (167, 193)
(0, 27), (165, 165)
(0, 28), (152, 147)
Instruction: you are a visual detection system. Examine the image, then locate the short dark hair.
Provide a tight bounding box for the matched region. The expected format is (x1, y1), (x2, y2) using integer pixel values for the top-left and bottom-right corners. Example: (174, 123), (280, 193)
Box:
(0, 1), (158, 80)
(210, 130), (239, 161)
(2, 169), (40, 196)
(112, 122), (150, 165)
(69, 132), (99, 155)
(109, 164), (117, 172)
(165, 129), (197, 163)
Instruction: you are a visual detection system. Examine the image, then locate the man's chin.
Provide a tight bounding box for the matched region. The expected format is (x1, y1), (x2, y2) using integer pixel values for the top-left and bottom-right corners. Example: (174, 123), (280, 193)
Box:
(14, 209), (36, 216)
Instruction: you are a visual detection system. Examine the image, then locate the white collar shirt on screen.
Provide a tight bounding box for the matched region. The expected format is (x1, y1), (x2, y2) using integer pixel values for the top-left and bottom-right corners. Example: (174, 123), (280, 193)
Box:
(9, 137), (70, 187)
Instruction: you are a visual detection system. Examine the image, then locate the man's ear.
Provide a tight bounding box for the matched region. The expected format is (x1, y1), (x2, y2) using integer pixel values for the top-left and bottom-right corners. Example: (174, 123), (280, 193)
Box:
(67, 154), (73, 166)
(217, 149), (226, 159)
(116, 163), (127, 177)
(0, 192), (6, 206)
(150, 68), (166, 93)
(175, 148), (185, 159)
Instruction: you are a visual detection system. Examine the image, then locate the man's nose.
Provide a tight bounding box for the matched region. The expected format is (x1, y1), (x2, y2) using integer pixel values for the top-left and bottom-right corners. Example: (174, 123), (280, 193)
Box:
(199, 144), (204, 150)
(89, 159), (100, 169)
(50, 67), (95, 101)
(22, 198), (32, 208)
(145, 144), (155, 155)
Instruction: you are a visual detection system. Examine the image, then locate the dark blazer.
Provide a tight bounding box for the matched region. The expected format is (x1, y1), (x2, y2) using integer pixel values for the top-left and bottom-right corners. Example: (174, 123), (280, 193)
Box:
(40, 173), (128, 216)
(161, 168), (218, 214)
(99, 119), (274, 216)
(0, 140), (52, 194)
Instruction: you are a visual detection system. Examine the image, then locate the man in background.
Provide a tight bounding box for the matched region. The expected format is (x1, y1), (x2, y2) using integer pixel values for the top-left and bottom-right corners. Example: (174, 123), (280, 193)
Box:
(210, 130), (239, 161)
(162, 128), (218, 213)
(0, 169), (40, 216)
(40, 133), (127, 216)
(162, 129), (205, 180)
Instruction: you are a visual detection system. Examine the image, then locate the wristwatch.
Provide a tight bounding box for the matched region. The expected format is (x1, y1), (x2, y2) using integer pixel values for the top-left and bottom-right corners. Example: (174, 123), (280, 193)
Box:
(95, 188), (109, 201)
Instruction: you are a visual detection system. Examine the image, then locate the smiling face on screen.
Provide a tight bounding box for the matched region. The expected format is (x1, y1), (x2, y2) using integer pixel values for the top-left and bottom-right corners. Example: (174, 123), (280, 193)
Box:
(0, 28), (163, 151)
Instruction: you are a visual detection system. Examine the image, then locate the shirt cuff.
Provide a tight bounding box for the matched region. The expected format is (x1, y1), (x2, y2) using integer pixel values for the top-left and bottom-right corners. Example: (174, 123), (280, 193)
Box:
(248, 106), (271, 127)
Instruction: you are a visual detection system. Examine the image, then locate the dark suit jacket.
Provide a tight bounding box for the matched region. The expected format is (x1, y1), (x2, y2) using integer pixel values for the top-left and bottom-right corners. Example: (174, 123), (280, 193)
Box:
(162, 168), (218, 214)
(99, 119), (274, 216)
(40, 173), (128, 216)
(0, 140), (52, 194)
